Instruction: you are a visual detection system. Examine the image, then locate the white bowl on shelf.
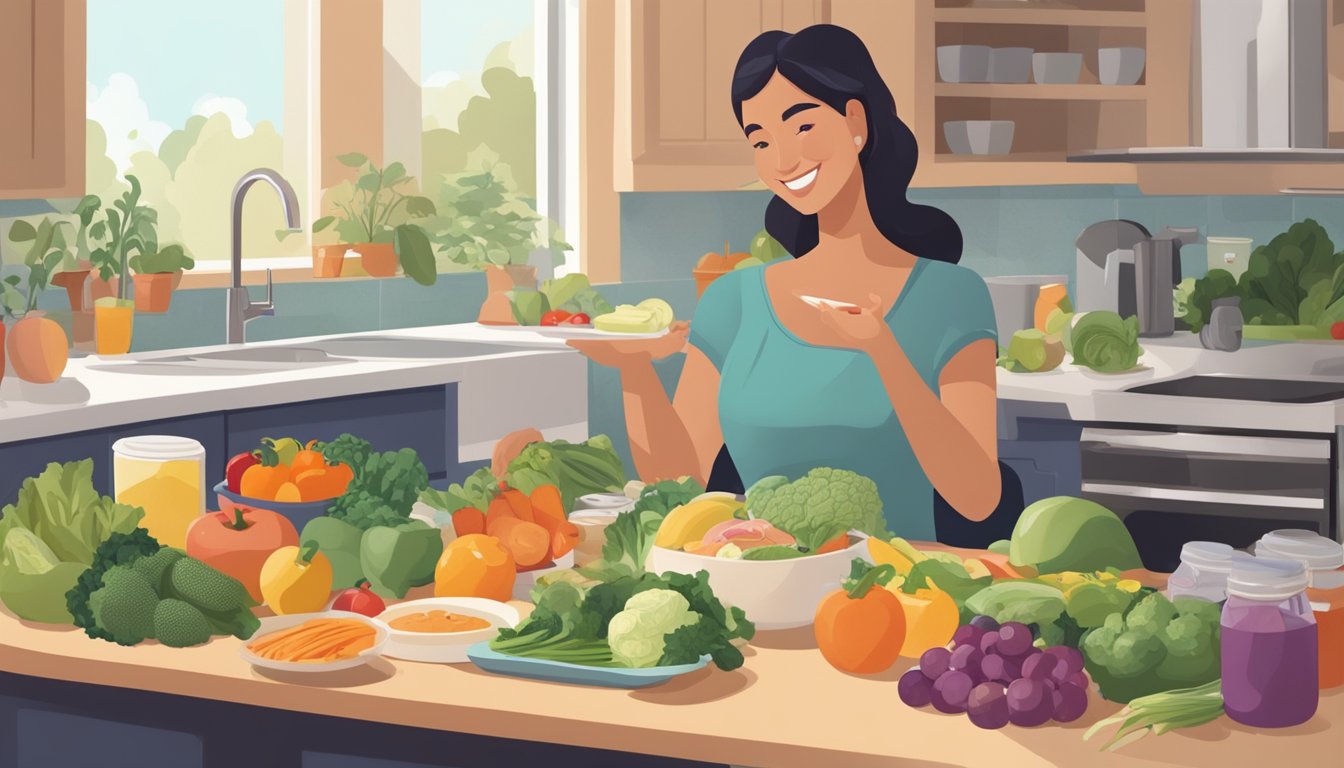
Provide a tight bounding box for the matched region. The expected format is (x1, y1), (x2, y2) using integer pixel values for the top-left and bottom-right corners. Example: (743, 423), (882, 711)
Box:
(1098, 47), (1146, 86)
(645, 535), (873, 630)
(377, 597), (519, 664)
(944, 120), (1015, 155)
(937, 45), (991, 83)
(1032, 52), (1083, 84)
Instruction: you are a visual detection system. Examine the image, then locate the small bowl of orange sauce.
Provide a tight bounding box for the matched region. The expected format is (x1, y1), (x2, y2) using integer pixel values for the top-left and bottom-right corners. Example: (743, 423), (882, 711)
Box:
(377, 598), (520, 664)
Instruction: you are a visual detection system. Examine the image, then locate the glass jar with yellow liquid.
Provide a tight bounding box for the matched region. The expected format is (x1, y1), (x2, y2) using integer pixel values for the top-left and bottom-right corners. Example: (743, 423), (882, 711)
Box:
(113, 436), (206, 548)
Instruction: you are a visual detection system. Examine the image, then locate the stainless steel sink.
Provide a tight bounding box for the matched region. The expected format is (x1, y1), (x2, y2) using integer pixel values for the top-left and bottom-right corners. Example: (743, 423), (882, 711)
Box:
(306, 335), (530, 359)
(173, 347), (337, 364)
(89, 346), (354, 375)
(1126, 375), (1344, 403)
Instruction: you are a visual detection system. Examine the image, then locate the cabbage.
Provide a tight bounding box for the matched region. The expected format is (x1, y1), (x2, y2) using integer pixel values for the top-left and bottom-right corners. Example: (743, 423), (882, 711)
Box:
(1069, 311), (1141, 373)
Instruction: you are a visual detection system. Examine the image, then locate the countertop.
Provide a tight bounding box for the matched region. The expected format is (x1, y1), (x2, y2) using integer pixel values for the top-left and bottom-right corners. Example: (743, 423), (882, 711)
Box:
(996, 334), (1344, 433)
(0, 324), (588, 461)
(2, 589), (1337, 768)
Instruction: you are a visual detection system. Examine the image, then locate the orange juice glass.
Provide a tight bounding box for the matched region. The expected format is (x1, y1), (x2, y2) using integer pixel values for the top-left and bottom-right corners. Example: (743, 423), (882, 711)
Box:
(94, 297), (134, 355)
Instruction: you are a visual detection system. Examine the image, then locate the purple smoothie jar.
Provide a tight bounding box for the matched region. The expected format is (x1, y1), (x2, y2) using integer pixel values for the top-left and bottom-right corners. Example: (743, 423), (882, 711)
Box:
(1221, 557), (1318, 727)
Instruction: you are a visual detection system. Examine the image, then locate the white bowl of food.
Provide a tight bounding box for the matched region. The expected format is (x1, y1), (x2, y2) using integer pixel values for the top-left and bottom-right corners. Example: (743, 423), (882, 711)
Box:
(646, 534), (873, 630)
(241, 611), (389, 673)
(513, 550), (576, 600)
(377, 597), (520, 664)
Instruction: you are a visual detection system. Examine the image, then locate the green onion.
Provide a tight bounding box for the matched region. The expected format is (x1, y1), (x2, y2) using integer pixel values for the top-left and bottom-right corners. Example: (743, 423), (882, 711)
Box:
(1084, 680), (1224, 751)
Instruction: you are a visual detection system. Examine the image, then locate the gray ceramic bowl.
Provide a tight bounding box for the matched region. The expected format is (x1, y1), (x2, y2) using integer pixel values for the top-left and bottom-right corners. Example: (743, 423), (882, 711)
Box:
(990, 47), (1034, 84)
(937, 45), (991, 83)
(1098, 47), (1146, 85)
(944, 120), (1015, 155)
(1032, 52), (1083, 84)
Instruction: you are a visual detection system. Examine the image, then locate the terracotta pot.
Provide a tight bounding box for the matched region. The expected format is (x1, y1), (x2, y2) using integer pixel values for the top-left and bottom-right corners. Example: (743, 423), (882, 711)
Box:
(90, 275), (120, 303)
(693, 268), (730, 298)
(171, 270), (184, 291)
(6, 311), (68, 383)
(478, 265), (538, 325)
(312, 245), (346, 278)
(51, 267), (91, 312)
(133, 273), (176, 313)
(350, 243), (398, 277)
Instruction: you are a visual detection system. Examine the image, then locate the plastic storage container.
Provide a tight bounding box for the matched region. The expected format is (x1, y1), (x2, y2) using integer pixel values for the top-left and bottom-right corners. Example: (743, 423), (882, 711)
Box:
(1255, 529), (1344, 689)
(113, 436), (206, 549)
(1221, 557), (1318, 727)
(1167, 541), (1245, 602)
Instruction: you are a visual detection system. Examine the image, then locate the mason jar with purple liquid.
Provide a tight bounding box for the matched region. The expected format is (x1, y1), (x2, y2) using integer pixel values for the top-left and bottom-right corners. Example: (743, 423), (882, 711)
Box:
(1220, 558), (1318, 728)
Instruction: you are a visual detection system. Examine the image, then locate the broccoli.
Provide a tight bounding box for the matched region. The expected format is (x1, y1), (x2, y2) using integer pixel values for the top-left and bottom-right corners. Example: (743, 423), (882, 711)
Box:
(608, 589), (699, 668)
(154, 598), (213, 648)
(88, 566), (160, 646)
(747, 468), (889, 550)
(321, 433), (374, 474)
(67, 528), (163, 642)
(167, 557), (252, 612)
(1080, 592), (1222, 703)
(326, 448), (430, 531)
(131, 547), (185, 593)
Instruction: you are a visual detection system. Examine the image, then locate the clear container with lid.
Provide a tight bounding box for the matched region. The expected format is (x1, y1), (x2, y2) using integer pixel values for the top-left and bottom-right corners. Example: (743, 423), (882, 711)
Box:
(1220, 557), (1318, 727)
(113, 436), (206, 549)
(1167, 541), (1246, 602)
(1254, 529), (1344, 689)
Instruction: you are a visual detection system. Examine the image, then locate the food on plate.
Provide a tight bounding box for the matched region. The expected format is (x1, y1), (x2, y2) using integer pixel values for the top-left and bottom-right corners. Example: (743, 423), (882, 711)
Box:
(429, 478), (579, 569)
(1080, 592), (1221, 703)
(593, 298), (676, 335)
(581, 478), (705, 580)
(421, 435), (626, 514)
(0, 460), (144, 624)
(185, 507), (299, 603)
(1084, 680), (1224, 751)
(686, 519), (795, 556)
(387, 610), (492, 634)
(653, 497), (741, 551)
(1332, 321), (1344, 340)
(246, 618), (378, 662)
(489, 570), (753, 671)
(745, 468), (889, 553)
(331, 579), (387, 618)
(1008, 496), (1143, 574)
(1068, 311), (1142, 373)
(435, 534), (517, 602)
(541, 274), (614, 320)
(997, 329), (1065, 373)
(1033, 283), (1071, 332)
(322, 434), (429, 530)
(260, 541), (334, 615)
(900, 614), (1092, 729)
(66, 530), (260, 647)
(815, 562), (906, 674)
(359, 520), (443, 598)
(298, 516), (365, 589)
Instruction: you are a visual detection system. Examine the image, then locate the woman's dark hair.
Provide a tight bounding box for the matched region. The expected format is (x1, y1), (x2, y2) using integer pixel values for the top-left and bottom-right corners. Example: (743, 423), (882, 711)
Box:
(732, 25), (962, 263)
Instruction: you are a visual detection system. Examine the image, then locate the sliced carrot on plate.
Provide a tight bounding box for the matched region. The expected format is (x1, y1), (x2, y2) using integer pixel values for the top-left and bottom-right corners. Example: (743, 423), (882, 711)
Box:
(487, 516), (551, 568)
(453, 506), (486, 537)
(528, 485), (566, 534)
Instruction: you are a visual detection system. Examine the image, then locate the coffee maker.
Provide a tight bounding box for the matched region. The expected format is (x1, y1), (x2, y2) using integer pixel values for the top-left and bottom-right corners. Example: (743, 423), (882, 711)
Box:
(1076, 220), (1200, 337)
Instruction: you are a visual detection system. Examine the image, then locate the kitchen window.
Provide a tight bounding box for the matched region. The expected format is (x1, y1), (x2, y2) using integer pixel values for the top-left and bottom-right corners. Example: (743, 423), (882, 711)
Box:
(77, 0), (578, 284)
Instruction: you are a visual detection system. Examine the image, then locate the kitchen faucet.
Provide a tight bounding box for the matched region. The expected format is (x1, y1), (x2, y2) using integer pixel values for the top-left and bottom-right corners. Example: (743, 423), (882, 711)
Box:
(227, 168), (301, 344)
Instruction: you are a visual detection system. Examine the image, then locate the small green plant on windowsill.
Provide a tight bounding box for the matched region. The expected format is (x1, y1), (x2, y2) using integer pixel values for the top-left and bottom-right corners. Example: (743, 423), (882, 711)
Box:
(5, 217), (69, 317)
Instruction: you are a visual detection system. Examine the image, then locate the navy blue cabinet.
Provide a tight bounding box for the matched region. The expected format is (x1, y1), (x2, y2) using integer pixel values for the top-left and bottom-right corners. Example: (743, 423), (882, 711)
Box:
(998, 408), (1084, 506)
(0, 431), (113, 505)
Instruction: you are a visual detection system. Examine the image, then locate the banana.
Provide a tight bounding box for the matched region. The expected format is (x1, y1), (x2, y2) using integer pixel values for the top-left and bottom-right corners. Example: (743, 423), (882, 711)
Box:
(654, 498), (740, 549)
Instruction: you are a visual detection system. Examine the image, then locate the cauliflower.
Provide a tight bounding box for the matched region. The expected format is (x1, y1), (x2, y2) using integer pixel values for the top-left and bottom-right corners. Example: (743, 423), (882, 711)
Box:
(607, 589), (698, 668)
(1080, 592), (1222, 703)
(746, 468), (888, 550)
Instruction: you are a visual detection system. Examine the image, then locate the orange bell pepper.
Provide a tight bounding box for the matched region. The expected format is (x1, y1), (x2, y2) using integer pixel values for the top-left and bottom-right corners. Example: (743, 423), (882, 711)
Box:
(434, 534), (517, 602)
(814, 563), (906, 674)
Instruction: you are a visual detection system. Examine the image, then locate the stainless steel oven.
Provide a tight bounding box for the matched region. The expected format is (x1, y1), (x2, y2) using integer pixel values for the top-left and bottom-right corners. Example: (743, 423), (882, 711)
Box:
(1079, 427), (1337, 572)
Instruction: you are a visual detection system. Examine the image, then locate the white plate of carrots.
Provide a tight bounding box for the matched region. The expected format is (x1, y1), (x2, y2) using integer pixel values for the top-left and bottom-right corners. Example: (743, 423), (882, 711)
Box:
(241, 611), (390, 674)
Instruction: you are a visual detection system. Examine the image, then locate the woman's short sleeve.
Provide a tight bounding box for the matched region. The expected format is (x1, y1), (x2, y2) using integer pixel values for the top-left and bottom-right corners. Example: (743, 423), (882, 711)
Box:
(689, 270), (745, 371)
(932, 265), (999, 376)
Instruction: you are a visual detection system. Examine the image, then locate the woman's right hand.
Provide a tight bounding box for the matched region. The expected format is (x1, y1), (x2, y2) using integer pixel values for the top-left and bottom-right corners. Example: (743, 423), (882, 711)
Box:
(567, 321), (690, 368)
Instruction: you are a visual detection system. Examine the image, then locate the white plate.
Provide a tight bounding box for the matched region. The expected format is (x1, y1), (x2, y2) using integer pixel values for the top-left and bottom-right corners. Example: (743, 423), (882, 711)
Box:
(377, 597), (520, 664)
(513, 550), (576, 601)
(240, 611), (389, 673)
(474, 323), (669, 341)
(799, 295), (859, 311)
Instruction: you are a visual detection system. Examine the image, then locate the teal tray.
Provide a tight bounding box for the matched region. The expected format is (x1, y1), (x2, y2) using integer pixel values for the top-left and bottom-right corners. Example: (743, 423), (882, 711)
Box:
(465, 642), (709, 689)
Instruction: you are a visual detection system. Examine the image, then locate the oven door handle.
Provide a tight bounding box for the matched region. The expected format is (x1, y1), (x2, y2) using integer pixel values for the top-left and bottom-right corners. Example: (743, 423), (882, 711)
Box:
(1080, 428), (1331, 460)
(1080, 482), (1327, 510)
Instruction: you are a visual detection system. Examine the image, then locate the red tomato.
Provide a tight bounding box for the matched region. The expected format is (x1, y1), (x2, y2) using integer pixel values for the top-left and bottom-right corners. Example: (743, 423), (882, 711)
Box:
(565, 313), (591, 325)
(330, 579), (387, 618)
(225, 451), (260, 494)
(1332, 322), (1344, 340)
(540, 310), (572, 326)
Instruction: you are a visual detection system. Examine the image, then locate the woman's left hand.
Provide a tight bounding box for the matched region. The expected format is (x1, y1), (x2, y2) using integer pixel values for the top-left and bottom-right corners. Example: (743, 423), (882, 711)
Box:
(810, 293), (894, 355)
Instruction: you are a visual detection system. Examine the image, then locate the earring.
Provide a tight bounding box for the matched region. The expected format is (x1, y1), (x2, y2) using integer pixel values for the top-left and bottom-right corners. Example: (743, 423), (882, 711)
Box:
(854, 136), (862, 147)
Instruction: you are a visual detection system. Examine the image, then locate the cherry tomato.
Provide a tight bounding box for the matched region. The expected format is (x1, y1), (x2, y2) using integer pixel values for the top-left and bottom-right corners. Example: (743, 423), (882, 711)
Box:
(1332, 322), (1344, 340)
(565, 313), (591, 325)
(540, 310), (571, 326)
(330, 579), (387, 618)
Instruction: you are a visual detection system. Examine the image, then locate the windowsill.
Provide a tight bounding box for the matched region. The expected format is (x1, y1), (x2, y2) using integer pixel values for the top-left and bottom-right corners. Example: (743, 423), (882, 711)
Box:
(177, 258), (487, 290)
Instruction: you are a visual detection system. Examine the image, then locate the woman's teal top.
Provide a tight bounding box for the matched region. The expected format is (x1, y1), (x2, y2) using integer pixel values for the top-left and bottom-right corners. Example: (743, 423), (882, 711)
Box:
(688, 259), (997, 540)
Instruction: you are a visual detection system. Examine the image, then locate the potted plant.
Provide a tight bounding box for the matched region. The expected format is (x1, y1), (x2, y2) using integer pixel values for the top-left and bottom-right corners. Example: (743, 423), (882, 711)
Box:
(129, 244), (194, 313)
(292, 152), (438, 283)
(427, 157), (570, 324)
(48, 195), (101, 312)
(89, 175), (156, 355)
(1, 222), (69, 383)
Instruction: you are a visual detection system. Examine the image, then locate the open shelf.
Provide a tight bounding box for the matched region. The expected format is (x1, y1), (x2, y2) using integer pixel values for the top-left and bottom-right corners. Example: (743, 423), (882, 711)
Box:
(1070, 147), (1344, 163)
(935, 83), (1147, 100)
(933, 8), (1148, 28)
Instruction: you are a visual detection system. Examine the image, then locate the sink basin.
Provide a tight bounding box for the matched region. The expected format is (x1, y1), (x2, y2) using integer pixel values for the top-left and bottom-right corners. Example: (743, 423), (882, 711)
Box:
(181, 347), (337, 364)
(1126, 375), (1344, 404)
(89, 346), (354, 376)
(307, 335), (533, 359)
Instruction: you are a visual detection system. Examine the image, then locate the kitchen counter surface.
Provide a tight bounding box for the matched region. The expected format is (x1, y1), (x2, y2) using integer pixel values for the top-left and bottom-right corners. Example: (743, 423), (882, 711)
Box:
(997, 334), (1344, 433)
(0, 324), (586, 461)
(2, 592), (1338, 768)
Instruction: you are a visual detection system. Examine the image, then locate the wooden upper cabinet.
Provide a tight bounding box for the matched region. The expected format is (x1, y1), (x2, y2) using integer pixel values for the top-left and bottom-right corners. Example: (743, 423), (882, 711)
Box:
(614, 0), (830, 191)
(0, 0), (85, 199)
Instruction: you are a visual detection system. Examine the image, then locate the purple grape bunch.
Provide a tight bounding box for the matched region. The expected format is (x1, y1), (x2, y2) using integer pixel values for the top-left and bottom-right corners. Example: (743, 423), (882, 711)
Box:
(897, 616), (1092, 729)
